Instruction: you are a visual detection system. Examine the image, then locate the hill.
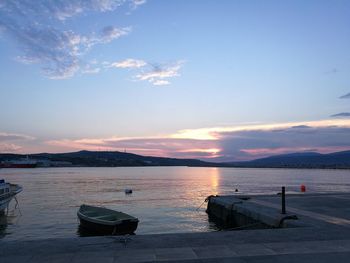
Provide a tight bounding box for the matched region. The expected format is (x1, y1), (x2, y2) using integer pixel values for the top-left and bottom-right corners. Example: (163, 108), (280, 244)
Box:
(0, 150), (216, 167)
(230, 151), (350, 169)
(1, 150), (350, 169)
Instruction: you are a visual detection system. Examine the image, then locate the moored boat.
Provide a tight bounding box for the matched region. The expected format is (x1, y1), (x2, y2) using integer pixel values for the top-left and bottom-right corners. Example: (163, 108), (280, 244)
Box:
(0, 179), (22, 214)
(0, 157), (37, 168)
(77, 204), (139, 235)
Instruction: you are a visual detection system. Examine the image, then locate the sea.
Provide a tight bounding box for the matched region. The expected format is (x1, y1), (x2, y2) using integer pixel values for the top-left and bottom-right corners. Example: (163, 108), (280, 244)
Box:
(1, 167), (350, 241)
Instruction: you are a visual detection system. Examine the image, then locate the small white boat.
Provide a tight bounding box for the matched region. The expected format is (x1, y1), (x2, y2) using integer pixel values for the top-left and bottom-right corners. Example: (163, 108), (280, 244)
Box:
(77, 205), (139, 235)
(0, 179), (22, 214)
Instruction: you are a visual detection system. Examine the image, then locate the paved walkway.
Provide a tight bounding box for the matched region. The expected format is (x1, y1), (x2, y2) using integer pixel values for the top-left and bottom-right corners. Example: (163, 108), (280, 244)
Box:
(251, 198), (350, 226)
(3, 234), (350, 262)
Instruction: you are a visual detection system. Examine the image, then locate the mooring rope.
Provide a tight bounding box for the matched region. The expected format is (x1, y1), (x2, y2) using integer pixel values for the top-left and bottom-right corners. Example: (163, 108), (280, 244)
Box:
(119, 234), (132, 247)
(14, 196), (22, 215)
(196, 195), (217, 211)
(196, 200), (207, 211)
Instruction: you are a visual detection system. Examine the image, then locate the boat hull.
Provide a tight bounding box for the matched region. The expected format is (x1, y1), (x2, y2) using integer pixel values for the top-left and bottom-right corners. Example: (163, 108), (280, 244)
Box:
(0, 184), (22, 214)
(0, 196), (13, 214)
(78, 217), (138, 235)
(0, 163), (37, 168)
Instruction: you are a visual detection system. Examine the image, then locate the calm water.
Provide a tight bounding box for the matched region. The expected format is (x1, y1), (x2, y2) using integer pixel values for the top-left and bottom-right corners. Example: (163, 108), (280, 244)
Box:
(1, 167), (350, 241)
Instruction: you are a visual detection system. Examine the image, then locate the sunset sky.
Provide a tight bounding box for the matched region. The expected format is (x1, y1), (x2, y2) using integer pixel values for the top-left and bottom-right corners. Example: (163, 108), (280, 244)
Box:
(1, 0), (350, 161)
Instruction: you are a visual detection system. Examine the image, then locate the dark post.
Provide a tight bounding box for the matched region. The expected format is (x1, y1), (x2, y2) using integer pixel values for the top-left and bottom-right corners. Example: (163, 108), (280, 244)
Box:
(281, 186), (286, 214)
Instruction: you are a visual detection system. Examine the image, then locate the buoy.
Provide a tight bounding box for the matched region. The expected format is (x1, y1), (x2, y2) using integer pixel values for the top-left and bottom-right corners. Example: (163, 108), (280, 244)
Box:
(235, 189), (239, 192)
(300, 184), (306, 192)
(125, 189), (132, 194)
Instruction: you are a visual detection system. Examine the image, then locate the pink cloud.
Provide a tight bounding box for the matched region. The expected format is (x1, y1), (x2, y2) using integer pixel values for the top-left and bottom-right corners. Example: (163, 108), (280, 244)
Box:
(240, 146), (350, 159)
(47, 137), (219, 160)
(39, 119), (350, 162)
(0, 143), (22, 153)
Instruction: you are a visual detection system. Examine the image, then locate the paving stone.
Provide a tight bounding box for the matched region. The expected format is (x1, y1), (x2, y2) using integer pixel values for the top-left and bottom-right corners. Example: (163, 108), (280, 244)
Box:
(113, 248), (155, 262)
(114, 253), (156, 263)
(192, 245), (238, 258)
(71, 251), (114, 263)
(335, 239), (350, 250)
(29, 253), (74, 263)
(115, 248), (155, 256)
(263, 242), (315, 254)
(243, 251), (350, 263)
(1, 255), (33, 263)
(169, 257), (247, 263)
(229, 243), (276, 256)
(155, 247), (197, 261)
(300, 240), (350, 252)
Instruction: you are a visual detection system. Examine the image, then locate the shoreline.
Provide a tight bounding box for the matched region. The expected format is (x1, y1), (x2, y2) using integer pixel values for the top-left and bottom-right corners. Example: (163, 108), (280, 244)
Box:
(2, 165), (350, 170)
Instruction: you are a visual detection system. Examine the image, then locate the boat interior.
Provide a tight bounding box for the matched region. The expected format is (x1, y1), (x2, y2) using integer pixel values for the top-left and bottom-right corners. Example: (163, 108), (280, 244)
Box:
(80, 206), (137, 222)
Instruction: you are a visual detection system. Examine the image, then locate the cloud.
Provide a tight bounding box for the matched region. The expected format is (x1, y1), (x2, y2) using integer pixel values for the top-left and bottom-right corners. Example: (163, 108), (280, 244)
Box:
(152, 80), (170, 86)
(11, 26), (131, 79)
(47, 137), (219, 159)
(0, 143), (22, 152)
(99, 26), (131, 43)
(215, 123), (350, 161)
(0, 132), (35, 153)
(291, 125), (311, 129)
(340, 93), (350, 99)
(1, 1), (127, 22)
(44, 119), (350, 162)
(0, 132), (34, 141)
(1, 1), (185, 84)
(106, 59), (185, 85)
(82, 65), (101, 74)
(135, 61), (185, 85)
(109, 58), (147, 68)
(169, 119), (350, 161)
(11, 27), (82, 79)
(331, 112), (350, 118)
(0, 1), (138, 79)
(130, 0), (147, 10)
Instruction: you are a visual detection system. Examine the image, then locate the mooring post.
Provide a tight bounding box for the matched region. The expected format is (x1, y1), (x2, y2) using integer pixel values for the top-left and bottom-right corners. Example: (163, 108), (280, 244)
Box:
(281, 186), (286, 214)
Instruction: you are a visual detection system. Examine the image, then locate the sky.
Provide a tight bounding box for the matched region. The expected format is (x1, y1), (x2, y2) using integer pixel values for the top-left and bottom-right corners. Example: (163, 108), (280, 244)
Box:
(1, 0), (350, 162)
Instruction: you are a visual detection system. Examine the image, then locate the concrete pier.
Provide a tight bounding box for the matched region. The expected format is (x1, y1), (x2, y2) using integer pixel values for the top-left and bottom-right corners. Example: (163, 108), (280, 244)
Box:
(3, 193), (350, 262)
(206, 194), (304, 229)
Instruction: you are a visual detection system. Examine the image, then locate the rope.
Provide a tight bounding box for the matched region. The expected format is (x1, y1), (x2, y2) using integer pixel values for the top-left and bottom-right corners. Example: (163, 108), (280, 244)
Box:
(14, 196), (22, 215)
(119, 234), (132, 247)
(196, 195), (217, 211)
(196, 200), (207, 211)
(112, 225), (117, 235)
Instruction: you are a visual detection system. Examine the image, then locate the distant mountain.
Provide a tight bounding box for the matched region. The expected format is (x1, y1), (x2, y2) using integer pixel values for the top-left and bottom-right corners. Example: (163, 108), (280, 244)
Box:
(0, 150), (216, 167)
(1, 150), (350, 169)
(230, 151), (350, 169)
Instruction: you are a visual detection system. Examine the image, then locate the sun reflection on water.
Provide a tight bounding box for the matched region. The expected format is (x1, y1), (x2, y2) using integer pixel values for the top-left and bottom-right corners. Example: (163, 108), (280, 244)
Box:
(209, 168), (219, 195)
